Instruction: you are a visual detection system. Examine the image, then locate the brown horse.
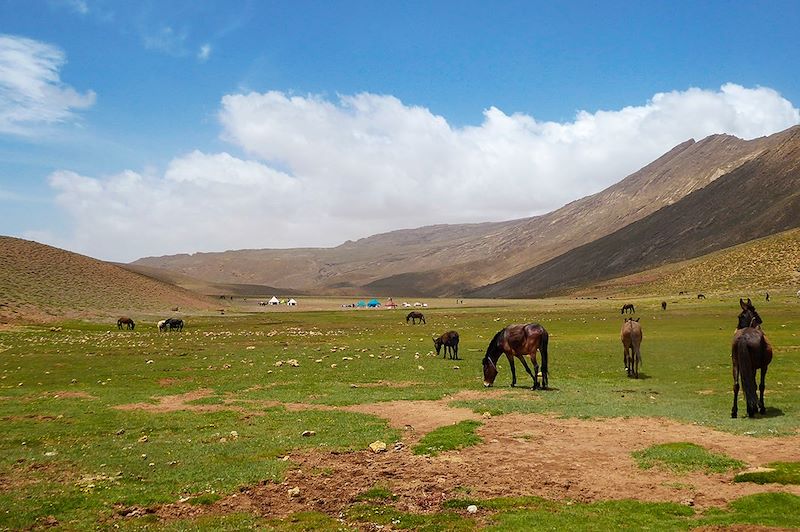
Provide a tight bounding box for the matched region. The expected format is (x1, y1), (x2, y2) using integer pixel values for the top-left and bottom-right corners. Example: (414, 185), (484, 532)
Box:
(117, 317), (135, 330)
(621, 303), (635, 314)
(620, 318), (642, 378)
(661, 301), (667, 310)
(482, 323), (549, 389)
(406, 311), (425, 324)
(433, 331), (459, 360)
(731, 298), (773, 418)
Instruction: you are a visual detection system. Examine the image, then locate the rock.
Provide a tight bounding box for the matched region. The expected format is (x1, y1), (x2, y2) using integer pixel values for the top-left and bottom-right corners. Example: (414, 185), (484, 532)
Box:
(301, 430), (316, 437)
(146, 360), (154, 364)
(288, 486), (300, 497)
(230, 431), (239, 439)
(287, 359), (300, 367)
(467, 504), (478, 513)
(369, 441), (387, 453)
(115, 429), (125, 436)
(453, 366), (460, 370)
(482, 412), (492, 419)
(138, 435), (148, 443)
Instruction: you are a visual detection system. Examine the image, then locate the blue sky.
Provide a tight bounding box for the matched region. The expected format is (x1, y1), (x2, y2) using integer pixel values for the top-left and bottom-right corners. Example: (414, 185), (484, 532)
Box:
(1, 0), (799, 261)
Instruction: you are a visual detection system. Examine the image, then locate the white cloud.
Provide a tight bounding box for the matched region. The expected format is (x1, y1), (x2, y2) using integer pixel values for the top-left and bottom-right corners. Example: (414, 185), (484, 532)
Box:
(45, 84), (799, 261)
(142, 26), (187, 56)
(0, 34), (96, 135)
(197, 43), (211, 61)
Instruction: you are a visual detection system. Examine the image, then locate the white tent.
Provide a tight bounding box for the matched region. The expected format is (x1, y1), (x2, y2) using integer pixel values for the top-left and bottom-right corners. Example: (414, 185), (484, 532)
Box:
(268, 296), (280, 305)
(287, 298), (297, 306)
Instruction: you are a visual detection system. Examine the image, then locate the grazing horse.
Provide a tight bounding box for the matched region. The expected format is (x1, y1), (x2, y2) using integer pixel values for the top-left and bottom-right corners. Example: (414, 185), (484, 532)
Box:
(661, 301), (667, 311)
(406, 311), (425, 324)
(161, 318), (184, 332)
(621, 303), (635, 314)
(731, 298), (773, 418)
(620, 318), (642, 378)
(482, 323), (549, 389)
(697, 294), (706, 299)
(433, 331), (459, 360)
(117, 317), (135, 330)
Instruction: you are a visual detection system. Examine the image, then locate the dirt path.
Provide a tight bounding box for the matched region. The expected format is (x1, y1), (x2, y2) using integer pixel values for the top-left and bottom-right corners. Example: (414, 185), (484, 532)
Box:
(117, 388), (800, 524)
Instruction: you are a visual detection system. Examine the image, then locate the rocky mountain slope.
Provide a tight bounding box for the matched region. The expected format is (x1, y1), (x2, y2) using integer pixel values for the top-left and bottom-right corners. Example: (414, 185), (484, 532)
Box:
(133, 128), (792, 296)
(473, 126), (800, 297)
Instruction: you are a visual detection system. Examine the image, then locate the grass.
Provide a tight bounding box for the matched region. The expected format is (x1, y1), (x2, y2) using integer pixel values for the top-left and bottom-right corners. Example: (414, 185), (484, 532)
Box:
(412, 420), (483, 456)
(735, 461), (800, 485)
(1, 294), (799, 528)
(632, 442), (745, 474)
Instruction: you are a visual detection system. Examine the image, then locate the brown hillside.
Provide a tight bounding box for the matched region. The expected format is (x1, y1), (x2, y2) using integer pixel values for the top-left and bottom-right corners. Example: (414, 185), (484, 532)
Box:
(583, 228), (800, 296)
(474, 126), (800, 297)
(0, 237), (217, 324)
(134, 128), (785, 295)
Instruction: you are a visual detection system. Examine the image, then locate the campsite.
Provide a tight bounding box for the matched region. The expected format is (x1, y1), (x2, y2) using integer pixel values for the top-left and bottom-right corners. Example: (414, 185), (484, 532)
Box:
(1, 294), (799, 529)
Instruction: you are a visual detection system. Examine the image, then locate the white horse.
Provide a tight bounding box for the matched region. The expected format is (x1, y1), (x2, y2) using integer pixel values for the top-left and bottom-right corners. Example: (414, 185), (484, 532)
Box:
(157, 319), (167, 332)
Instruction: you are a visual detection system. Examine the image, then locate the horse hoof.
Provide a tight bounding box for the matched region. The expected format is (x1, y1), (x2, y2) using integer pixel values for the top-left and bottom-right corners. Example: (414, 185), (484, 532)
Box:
(759, 407), (766, 415)
(731, 412), (737, 418)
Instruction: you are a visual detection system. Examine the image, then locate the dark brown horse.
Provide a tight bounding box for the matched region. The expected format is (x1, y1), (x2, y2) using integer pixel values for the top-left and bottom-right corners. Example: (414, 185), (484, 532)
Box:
(482, 323), (549, 389)
(620, 318), (642, 378)
(731, 298), (773, 418)
(661, 301), (667, 310)
(117, 317), (135, 330)
(433, 331), (459, 360)
(621, 303), (635, 314)
(406, 311), (425, 324)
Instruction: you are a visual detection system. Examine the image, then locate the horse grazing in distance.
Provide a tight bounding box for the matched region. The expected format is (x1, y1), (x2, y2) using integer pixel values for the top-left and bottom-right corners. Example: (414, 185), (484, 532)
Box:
(482, 323), (549, 389)
(161, 318), (184, 332)
(406, 311), (425, 324)
(117, 317), (135, 330)
(661, 301), (667, 311)
(433, 331), (459, 360)
(621, 303), (635, 314)
(697, 294), (706, 299)
(731, 298), (773, 418)
(620, 318), (642, 378)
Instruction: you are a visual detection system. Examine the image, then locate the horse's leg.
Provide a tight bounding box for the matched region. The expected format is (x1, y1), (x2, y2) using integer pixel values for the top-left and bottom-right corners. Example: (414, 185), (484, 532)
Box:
(623, 344), (630, 375)
(731, 358), (739, 418)
(453, 343), (459, 360)
(505, 353), (517, 387)
(758, 365), (768, 415)
(518, 354), (538, 390)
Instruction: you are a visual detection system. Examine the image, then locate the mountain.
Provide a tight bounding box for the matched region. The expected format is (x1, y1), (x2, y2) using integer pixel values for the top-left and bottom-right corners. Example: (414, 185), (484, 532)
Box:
(473, 126), (800, 297)
(133, 128), (787, 295)
(0, 237), (217, 324)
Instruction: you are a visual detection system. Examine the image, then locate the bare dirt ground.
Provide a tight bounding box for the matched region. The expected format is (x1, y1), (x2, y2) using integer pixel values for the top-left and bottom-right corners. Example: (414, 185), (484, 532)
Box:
(115, 389), (800, 525)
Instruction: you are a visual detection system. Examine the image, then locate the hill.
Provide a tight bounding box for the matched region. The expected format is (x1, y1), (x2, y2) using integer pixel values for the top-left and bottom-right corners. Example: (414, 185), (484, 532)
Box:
(474, 126), (800, 297)
(580, 228), (800, 297)
(133, 128), (786, 295)
(0, 236), (217, 324)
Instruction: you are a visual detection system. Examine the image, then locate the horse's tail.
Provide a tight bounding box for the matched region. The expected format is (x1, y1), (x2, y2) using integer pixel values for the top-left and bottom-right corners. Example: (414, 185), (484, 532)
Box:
(539, 327), (549, 387)
(735, 336), (758, 415)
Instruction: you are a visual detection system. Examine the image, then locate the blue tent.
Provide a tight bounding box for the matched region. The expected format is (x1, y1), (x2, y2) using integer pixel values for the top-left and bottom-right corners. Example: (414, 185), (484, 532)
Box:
(367, 299), (381, 307)
(356, 300), (367, 308)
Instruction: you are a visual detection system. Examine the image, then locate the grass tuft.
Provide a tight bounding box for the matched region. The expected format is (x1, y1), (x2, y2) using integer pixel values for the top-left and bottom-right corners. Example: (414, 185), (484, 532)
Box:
(734, 461), (800, 485)
(632, 442), (745, 474)
(412, 420), (482, 456)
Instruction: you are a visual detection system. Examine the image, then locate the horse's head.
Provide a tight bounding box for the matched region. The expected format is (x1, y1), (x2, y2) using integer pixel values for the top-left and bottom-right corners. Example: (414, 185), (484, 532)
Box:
(482, 355), (498, 387)
(738, 298), (762, 329)
(433, 337), (442, 355)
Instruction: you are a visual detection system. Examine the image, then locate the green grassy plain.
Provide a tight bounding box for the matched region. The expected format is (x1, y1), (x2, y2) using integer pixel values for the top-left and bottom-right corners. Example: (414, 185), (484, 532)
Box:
(1, 293), (799, 529)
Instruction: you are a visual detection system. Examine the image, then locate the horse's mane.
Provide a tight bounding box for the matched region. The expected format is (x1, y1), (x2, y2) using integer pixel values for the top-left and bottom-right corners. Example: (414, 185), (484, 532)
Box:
(483, 328), (505, 362)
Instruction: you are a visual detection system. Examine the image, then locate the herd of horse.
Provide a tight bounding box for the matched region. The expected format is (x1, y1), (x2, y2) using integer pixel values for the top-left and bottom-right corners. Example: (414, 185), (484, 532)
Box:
(114, 296), (775, 419)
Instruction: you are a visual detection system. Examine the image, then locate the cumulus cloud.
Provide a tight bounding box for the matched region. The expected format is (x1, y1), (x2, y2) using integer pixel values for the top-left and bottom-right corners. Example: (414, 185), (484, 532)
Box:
(46, 84), (799, 261)
(0, 34), (96, 135)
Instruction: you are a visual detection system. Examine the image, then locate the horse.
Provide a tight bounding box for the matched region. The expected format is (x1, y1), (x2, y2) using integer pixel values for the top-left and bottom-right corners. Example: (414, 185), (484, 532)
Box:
(731, 298), (773, 418)
(406, 311), (425, 324)
(697, 294), (706, 299)
(482, 323), (549, 389)
(661, 301), (667, 311)
(621, 303), (635, 314)
(161, 318), (184, 332)
(433, 331), (459, 360)
(117, 317), (135, 330)
(620, 318), (642, 378)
